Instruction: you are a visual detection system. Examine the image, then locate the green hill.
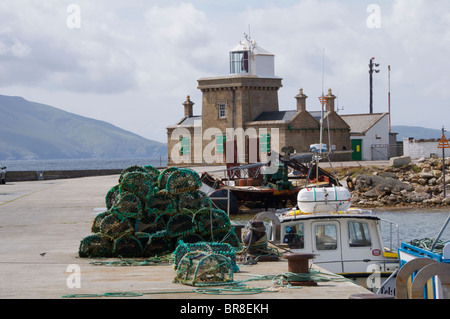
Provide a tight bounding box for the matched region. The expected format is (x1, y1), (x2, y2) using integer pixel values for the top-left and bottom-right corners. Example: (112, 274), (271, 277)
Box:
(0, 95), (167, 160)
(392, 125), (442, 140)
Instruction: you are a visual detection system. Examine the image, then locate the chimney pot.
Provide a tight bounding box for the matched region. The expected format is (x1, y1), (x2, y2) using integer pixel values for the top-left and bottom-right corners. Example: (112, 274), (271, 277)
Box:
(325, 88), (336, 112)
(295, 88), (308, 112)
(183, 95), (194, 118)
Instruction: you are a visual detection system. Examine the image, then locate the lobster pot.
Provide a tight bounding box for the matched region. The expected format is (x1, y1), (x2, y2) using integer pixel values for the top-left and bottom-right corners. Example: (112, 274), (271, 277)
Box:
(105, 185), (120, 210)
(91, 211), (110, 233)
(119, 172), (156, 202)
(167, 214), (196, 238)
(110, 191), (144, 220)
(113, 236), (143, 258)
(142, 230), (174, 257)
(297, 186), (351, 214)
(164, 168), (202, 195)
(175, 191), (212, 212)
(78, 233), (113, 258)
(197, 208), (231, 236)
(173, 241), (239, 272)
(100, 213), (134, 239)
(174, 251), (234, 286)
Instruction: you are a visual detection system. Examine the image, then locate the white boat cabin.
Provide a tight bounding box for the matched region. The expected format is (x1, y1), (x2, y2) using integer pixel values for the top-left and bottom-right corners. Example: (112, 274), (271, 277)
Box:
(257, 210), (399, 276)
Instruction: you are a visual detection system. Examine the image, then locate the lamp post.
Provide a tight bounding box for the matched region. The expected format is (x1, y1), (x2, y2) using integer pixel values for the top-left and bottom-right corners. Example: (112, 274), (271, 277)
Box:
(369, 57), (380, 114)
(388, 65), (391, 133)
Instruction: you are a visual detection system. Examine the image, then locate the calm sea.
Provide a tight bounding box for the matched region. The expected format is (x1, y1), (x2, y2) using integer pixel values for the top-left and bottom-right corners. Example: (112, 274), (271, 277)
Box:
(1, 158), (167, 171)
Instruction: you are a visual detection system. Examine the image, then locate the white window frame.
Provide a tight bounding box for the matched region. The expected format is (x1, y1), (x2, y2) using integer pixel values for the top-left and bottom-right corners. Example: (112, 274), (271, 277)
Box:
(218, 102), (226, 119)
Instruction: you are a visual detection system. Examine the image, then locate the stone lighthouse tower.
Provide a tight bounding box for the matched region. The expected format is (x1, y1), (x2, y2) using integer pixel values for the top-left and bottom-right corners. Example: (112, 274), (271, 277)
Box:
(197, 34), (283, 163)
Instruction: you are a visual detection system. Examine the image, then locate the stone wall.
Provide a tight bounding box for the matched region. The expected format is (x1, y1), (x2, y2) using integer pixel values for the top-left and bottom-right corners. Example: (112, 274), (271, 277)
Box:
(403, 138), (450, 159)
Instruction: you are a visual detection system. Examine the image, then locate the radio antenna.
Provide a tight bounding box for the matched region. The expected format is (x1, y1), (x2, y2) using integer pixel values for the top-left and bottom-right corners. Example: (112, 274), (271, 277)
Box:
(322, 48), (325, 95)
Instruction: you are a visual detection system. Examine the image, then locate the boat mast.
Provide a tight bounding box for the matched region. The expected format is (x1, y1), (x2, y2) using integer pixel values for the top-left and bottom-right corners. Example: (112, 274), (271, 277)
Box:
(320, 48), (325, 151)
(317, 49), (326, 187)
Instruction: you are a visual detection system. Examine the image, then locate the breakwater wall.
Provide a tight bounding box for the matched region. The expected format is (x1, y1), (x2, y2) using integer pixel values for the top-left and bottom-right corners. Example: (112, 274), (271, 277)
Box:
(6, 169), (124, 182)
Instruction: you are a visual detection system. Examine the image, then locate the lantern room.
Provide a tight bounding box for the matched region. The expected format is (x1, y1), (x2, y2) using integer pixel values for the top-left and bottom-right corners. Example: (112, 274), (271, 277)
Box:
(229, 34), (276, 78)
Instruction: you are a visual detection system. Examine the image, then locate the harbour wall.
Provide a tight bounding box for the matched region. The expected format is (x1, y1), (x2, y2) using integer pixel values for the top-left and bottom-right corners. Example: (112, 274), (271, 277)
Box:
(5, 169), (124, 182)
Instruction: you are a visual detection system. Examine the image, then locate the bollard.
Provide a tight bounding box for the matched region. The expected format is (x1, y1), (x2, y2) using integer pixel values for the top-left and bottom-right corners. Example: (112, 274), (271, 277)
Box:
(283, 253), (317, 286)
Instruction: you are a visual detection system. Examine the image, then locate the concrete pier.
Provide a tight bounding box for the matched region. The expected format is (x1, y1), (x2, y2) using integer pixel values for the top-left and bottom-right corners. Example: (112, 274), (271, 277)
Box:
(0, 175), (370, 299)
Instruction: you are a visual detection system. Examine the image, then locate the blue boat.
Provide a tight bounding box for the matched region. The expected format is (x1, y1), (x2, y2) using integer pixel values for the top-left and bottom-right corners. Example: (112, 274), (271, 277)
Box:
(378, 213), (450, 299)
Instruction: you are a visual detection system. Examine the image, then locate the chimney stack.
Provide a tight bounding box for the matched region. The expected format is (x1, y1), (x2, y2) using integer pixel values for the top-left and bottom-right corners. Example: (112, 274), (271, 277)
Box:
(325, 88), (336, 112)
(183, 95), (194, 118)
(295, 88), (308, 112)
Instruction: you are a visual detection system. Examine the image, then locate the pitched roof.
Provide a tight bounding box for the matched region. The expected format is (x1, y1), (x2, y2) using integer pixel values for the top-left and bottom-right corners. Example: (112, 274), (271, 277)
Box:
(167, 115), (202, 129)
(252, 110), (297, 122)
(340, 113), (388, 134)
(230, 35), (274, 56)
(308, 111), (325, 123)
(178, 115), (202, 126)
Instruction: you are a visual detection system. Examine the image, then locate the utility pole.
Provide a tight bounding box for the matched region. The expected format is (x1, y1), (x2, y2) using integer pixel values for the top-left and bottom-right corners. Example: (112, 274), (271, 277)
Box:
(388, 65), (391, 133)
(369, 57), (380, 114)
(439, 126), (448, 198)
(431, 126), (450, 252)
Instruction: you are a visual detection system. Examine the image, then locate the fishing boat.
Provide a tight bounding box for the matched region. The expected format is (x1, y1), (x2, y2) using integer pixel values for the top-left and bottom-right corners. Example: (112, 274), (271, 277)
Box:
(377, 127), (450, 299)
(250, 187), (400, 290)
(378, 208), (450, 298)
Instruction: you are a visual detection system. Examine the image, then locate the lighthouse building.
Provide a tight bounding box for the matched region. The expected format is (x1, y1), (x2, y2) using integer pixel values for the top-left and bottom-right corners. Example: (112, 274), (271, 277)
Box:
(166, 35), (353, 166)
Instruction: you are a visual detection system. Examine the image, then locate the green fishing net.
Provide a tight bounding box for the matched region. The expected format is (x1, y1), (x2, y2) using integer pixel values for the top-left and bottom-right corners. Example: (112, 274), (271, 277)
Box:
(119, 171), (157, 201)
(175, 191), (212, 212)
(79, 165), (239, 259)
(113, 235), (143, 258)
(79, 233), (113, 258)
(197, 208), (231, 236)
(157, 167), (178, 189)
(91, 211), (110, 233)
(99, 213), (134, 240)
(118, 165), (149, 183)
(174, 241), (239, 273)
(105, 185), (119, 210)
(173, 251), (234, 286)
(110, 191), (143, 219)
(165, 168), (202, 194)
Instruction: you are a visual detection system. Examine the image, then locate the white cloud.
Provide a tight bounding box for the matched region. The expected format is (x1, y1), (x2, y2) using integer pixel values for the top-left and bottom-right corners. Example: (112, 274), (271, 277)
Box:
(0, 0), (449, 141)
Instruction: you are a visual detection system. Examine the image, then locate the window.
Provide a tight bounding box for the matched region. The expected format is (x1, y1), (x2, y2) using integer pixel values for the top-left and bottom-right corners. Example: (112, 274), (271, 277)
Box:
(283, 223), (304, 249)
(315, 224), (337, 250)
(230, 51), (249, 74)
(260, 134), (271, 153)
(218, 103), (226, 119)
(180, 136), (190, 155)
(348, 221), (372, 247)
(216, 135), (226, 155)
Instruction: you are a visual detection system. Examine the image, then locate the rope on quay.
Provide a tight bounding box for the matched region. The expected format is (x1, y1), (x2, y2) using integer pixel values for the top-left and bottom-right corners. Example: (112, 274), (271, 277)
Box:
(89, 255), (173, 267)
(61, 287), (271, 298)
(61, 268), (351, 298)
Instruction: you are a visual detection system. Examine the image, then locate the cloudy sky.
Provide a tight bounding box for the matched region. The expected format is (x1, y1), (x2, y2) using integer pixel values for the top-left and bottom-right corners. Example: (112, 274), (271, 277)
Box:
(1, 0), (449, 142)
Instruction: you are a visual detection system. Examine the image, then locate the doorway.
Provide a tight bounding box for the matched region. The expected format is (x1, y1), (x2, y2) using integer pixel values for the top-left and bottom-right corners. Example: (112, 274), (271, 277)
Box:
(352, 139), (362, 161)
